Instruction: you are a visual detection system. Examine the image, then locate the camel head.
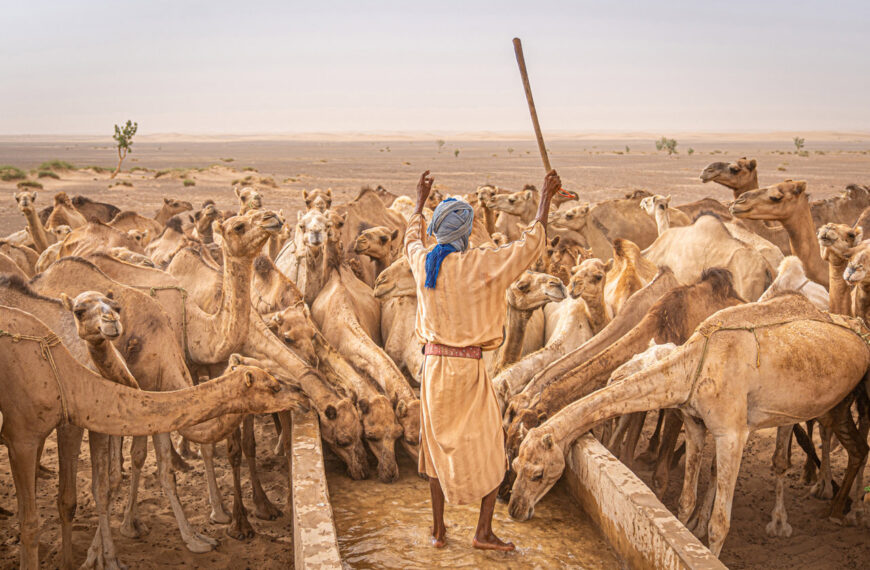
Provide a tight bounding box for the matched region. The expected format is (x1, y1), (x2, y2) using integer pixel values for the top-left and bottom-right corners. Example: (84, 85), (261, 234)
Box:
(14, 190), (37, 213)
(194, 200), (220, 234)
(234, 186), (263, 214)
(373, 257), (416, 299)
(353, 226), (398, 261)
(157, 197), (193, 221)
(507, 271), (566, 310)
(508, 428), (564, 521)
(215, 210), (282, 259)
(125, 229), (151, 247)
(357, 395), (403, 483)
(843, 184), (870, 202)
(548, 203), (590, 232)
(475, 184), (499, 208)
(730, 179), (807, 221)
(53, 192), (74, 209)
(489, 189), (536, 216)
(302, 188), (332, 213)
(700, 157), (758, 196)
(395, 397), (422, 449)
(844, 243), (870, 285)
(549, 238), (592, 285)
(569, 258), (607, 301)
(61, 290), (123, 342)
(267, 309), (318, 367)
(320, 397), (370, 480)
(818, 223), (863, 261)
(224, 355), (312, 412)
(425, 188), (444, 210)
(639, 194), (671, 217)
(491, 232), (509, 246)
(296, 209), (330, 249)
(51, 225), (72, 240)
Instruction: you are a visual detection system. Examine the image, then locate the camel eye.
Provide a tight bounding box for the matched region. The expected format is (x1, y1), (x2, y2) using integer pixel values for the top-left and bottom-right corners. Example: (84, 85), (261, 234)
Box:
(566, 214), (573, 219)
(769, 195), (783, 203)
(530, 471), (543, 482)
(283, 336), (294, 345)
(233, 223), (245, 233)
(73, 308), (85, 318)
(729, 166), (740, 173)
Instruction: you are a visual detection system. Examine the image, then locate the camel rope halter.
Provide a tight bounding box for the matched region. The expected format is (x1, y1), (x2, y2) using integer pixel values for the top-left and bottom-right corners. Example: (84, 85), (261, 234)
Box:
(0, 329), (68, 424)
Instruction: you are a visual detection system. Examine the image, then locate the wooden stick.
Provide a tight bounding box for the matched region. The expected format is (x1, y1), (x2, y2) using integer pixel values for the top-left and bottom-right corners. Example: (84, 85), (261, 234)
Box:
(513, 37), (551, 173)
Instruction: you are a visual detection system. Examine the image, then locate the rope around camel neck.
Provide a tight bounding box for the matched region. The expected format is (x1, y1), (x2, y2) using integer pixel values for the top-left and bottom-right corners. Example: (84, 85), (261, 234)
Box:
(0, 329), (68, 424)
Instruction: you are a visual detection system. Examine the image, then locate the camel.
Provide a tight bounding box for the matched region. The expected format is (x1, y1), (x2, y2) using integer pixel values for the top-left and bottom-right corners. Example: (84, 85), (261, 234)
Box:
(759, 256), (829, 310)
(507, 293), (870, 556)
(844, 242), (870, 323)
(0, 241), (38, 277)
(493, 271), (567, 374)
(474, 184), (503, 235)
(0, 305), (303, 569)
(818, 223), (862, 315)
(387, 195), (419, 223)
(146, 216), (195, 267)
(588, 191), (660, 251)
(14, 190), (55, 252)
(489, 188), (538, 241)
(699, 157), (791, 253)
(109, 246), (156, 267)
(0, 251), (28, 279)
(546, 237), (592, 285)
(374, 257), (423, 385)
(491, 232), (509, 246)
(605, 238), (658, 315)
(353, 225), (400, 278)
(109, 210), (163, 245)
(505, 268), (745, 495)
(810, 184), (870, 228)
(494, 258), (608, 407)
(34, 225), (72, 272)
(71, 195), (121, 223)
(276, 208), (331, 305)
(154, 197), (193, 225)
(731, 179), (829, 287)
(46, 192), (87, 230)
(193, 200), (221, 244)
(235, 186), (262, 214)
(639, 194), (691, 234)
(58, 219), (144, 260)
(644, 215), (779, 301)
(547, 203), (611, 260)
(303, 188), (333, 212)
(674, 198), (733, 222)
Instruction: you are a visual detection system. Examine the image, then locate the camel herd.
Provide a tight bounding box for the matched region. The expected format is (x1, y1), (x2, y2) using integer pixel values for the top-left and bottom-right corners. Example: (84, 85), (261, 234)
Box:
(1, 156), (870, 567)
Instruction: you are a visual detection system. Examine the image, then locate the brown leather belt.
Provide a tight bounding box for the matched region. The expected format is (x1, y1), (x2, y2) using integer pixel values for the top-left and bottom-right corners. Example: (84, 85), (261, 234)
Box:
(423, 343), (482, 360)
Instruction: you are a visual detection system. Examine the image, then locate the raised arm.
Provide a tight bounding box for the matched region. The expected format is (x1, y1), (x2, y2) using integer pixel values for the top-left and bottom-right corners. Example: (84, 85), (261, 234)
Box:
(534, 169), (561, 231)
(404, 171), (435, 266)
(413, 170), (434, 217)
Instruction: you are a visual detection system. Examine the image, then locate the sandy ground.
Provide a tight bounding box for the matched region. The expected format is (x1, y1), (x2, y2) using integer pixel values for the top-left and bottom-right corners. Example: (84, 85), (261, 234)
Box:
(1, 137), (869, 568)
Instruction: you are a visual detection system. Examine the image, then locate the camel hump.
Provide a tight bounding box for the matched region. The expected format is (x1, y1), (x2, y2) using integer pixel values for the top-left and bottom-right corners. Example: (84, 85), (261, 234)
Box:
(696, 293), (823, 337)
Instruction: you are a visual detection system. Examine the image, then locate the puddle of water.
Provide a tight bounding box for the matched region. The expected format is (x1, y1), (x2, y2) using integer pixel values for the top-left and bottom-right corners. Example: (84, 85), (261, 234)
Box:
(325, 453), (621, 570)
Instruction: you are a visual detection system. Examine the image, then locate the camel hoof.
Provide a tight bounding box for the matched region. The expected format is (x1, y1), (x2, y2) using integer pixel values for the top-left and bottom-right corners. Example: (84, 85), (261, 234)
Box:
(209, 508), (232, 525)
(184, 532), (219, 553)
(226, 520), (256, 541)
(119, 517), (149, 539)
(180, 446), (201, 460)
(253, 501), (282, 521)
(37, 463), (54, 479)
(171, 454), (194, 473)
(810, 480), (834, 500)
(765, 519), (793, 538)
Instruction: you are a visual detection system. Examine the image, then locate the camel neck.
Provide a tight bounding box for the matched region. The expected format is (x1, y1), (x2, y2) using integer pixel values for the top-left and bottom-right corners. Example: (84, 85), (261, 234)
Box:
(731, 175), (759, 198)
(779, 199), (828, 286)
(86, 338), (139, 389)
(653, 209), (670, 235)
(582, 294), (608, 332)
(218, 254), (253, 330)
(498, 306), (535, 371)
(23, 208), (51, 252)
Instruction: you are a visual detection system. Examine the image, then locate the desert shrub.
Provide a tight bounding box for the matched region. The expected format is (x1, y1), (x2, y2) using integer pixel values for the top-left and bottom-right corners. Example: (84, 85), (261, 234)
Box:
(109, 181), (133, 188)
(154, 169), (171, 178)
(220, 157), (235, 162)
(0, 166), (27, 181)
(88, 165), (113, 173)
(687, 148), (695, 155)
(243, 166), (258, 172)
(793, 136), (805, 152)
(183, 179), (196, 187)
(17, 180), (43, 189)
(625, 145), (630, 153)
(777, 165), (787, 171)
(129, 166), (151, 172)
(454, 149), (460, 158)
(37, 170), (60, 179)
(38, 160), (75, 171)
(655, 137), (678, 156)
(259, 177), (278, 188)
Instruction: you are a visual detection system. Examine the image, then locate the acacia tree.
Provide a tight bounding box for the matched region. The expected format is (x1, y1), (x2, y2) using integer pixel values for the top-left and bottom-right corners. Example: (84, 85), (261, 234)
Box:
(655, 136), (678, 156)
(793, 136), (805, 152)
(436, 139), (445, 153)
(111, 120), (138, 179)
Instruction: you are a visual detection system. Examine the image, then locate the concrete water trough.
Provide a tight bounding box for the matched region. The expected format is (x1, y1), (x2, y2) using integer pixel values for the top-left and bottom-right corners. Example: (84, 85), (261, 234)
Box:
(291, 411), (724, 569)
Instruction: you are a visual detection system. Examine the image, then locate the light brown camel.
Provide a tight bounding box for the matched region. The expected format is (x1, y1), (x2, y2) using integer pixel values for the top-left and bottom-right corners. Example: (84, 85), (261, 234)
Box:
(154, 197), (193, 225)
(146, 216), (195, 267)
(817, 223), (862, 316)
(0, 251), (28, 279)
(731, 179), (829, 287)
(59, 219), (144, 260)
(14, 190), (55, 253)
(0, 241), (38, 277)
(489, 188), (538, 241)
(546, 237), (592, 285)
(0, 306), (303, 570)
(374, 257), (424, 385)
(548, 203), (612, 259)
(275, 209), (331, 304)
(494, 258), (607, 407)
(353, 225), (400, 278)
(310, 217), (421, 460)
(193, 200), (221, 245)
(303, 188), (333, 212)
(810, 184), (870, 228)
(70, 196), (121, 223)
(46, 192), (87, 230)
(34, 226), (72, 272)
(644, 214), (779, 301)
(759, 256), (829, 310)
(235, 186), (262, 214)
(673, 197), (733, 222)
(505, 268), (744, 496)
(604, 238), (658, 315)
(109, 211), (163, 245)
(844, 242), (870, 324)
(493, 271), (567, 374)
(639, 194), (691, 234)
(474, 184), (503, 235)
(507, 294), (870, 556)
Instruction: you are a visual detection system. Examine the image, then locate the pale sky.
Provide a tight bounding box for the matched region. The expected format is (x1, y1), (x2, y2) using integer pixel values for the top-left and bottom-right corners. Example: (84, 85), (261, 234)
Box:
(1, 0), (868, 135)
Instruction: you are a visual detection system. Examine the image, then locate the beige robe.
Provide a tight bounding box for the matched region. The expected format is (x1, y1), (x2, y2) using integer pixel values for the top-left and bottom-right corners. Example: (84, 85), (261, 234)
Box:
(404, 213), (545, 504)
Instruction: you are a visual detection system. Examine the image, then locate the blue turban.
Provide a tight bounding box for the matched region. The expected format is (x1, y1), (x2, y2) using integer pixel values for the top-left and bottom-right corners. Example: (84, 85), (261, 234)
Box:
(424, 198), (474, 289)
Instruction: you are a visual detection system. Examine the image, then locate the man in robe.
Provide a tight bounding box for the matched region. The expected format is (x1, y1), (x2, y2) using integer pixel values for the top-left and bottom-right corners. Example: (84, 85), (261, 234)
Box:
(404, 169), (561, 550)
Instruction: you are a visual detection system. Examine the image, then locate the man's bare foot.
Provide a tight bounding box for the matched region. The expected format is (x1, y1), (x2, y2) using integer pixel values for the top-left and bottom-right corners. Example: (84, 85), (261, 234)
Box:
(472, 531), (515, 551)
(431, 526), (447, 548)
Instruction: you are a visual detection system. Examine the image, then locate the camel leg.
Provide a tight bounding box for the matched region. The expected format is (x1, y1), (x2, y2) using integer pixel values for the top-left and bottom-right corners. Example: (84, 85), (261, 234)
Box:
(7, 438), (40, 570)
(826, 398), (867, 522)
(225, 427), (255, 540)
(120, 435), (149, 538)
(678, 415), (706, 525)
(82, 432), (124, 570)
(810, 422), (835, 499)
(766, 426), (793, 537)
(153, 432), (218, 552)
(652, 410), (684, 497)
(201, 443), (231, 524)
(277, 411), (293, 506)
(797, 421), (819, 485)
(606, 414), (631, 453)
(243, 415), (282, 520)
(845, 392), (869, 526)
(688, 458), (716, 538)
(36, 438), (54, 479)
(619, 412), (646, 470)
(637, 410), (666, 464)
(56, 425), (84, 569)
(707, 429), (749, 557)
(271, 413), (285, 457)
(109, 435), (124, 494)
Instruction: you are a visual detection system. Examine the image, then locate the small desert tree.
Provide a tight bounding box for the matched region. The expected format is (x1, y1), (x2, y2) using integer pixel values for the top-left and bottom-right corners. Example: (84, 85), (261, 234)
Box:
(687, 147), (695, 155)
(507, 147), (515, 157)
(655, 136), (678, 156)
(454, 149), (460, 158)
(793, 136), (805, 152)
(111, 120), (138, 179)
(436, 139), (445, 153)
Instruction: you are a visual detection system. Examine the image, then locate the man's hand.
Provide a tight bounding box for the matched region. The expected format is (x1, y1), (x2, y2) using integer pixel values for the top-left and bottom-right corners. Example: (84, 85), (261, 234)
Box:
(534, 169), (561, 229)
(415, 170), (434, 215)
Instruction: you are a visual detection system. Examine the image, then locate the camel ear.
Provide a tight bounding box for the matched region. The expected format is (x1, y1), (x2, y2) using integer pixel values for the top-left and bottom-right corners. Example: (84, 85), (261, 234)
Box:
(792, 181), (807, 195)
(60, 293), (74, 311)
(396, 399), (407, 418)
(391, 229), (399, 241)
(234, 186), (242, 198)
(358, 398), (370, 415)
(604, 258), (614, 272)
(324, 405), (338, 420)
(302, 190), (309, 201)
(515, 279), (531, 292)
(106, 290), (114, 300)
(229, 353), (243, 367)
(523, 190), (533, 200)
(664, 195), (672, 204)
(164, 197), (171, 204)
(326, 188), (332, 198)
(542, 433), (554, 449)
(244, 370), (254, 387)
(748, 158), (757, 171)
(550, 236), (560, 248)
(853, 228), (864, 245)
